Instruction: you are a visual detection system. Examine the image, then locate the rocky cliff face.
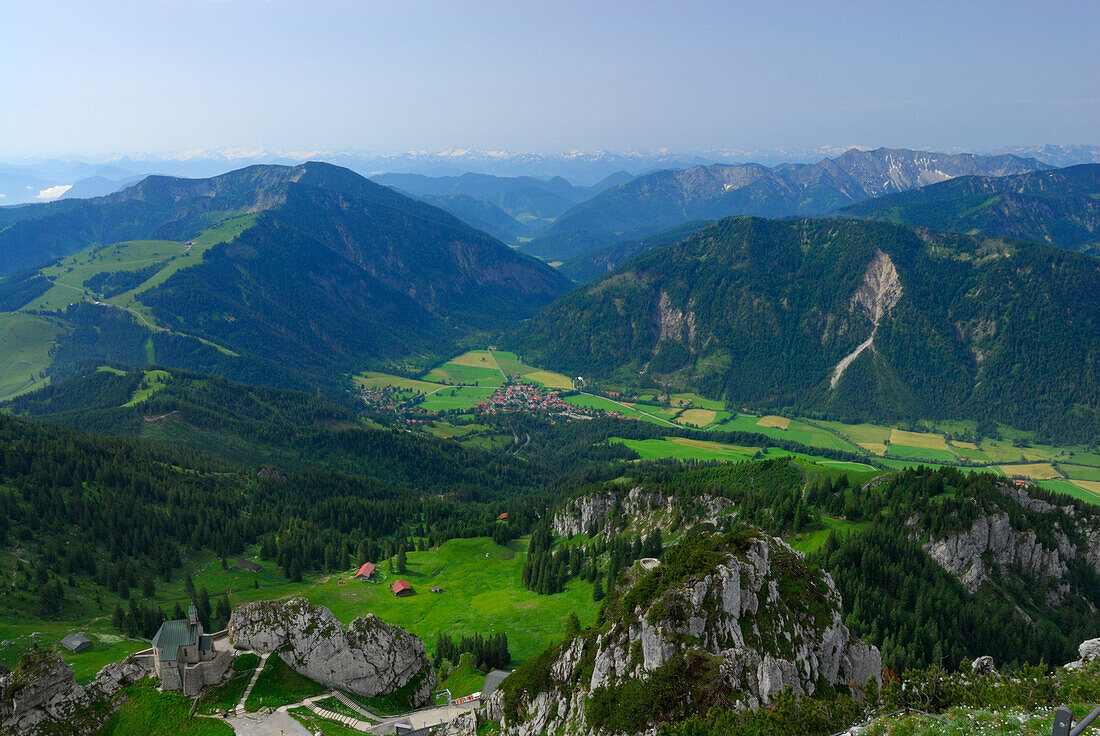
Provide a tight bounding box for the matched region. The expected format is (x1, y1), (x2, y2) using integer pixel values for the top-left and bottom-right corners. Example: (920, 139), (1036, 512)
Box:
(920, 483), (1100, 605)
(228, 597), (434, 704)
(0, 649), (151, 736)
(491, 534), (879, 736)
(552, 485), (732, 541)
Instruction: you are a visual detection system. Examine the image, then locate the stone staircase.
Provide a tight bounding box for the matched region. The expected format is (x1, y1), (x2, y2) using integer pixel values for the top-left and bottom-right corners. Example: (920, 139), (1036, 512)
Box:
(305, 698), (374, 731)
(331, 690), (380, 720)
(229, 652), (269, 716)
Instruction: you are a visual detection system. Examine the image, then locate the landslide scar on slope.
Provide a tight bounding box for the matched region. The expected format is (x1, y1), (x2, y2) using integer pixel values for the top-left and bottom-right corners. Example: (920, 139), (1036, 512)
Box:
(829, 249), (903, 389)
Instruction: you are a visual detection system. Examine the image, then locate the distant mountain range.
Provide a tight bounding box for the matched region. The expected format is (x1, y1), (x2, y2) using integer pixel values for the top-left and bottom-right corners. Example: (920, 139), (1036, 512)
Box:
(522, 148), (1052, 261)
(834, 164), (1100, 254)
(0, 162), (569, 396)
(372, 171), (632, 242)
(511, 217), (1100, 441)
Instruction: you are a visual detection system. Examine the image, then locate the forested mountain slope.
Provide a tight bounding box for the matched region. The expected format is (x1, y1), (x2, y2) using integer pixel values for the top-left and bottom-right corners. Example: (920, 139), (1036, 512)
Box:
(835, 163), (1100, 254)
(524, 148), (1049, 260)
(512, 217), (1100, 441)
(0, 163), (571, 393)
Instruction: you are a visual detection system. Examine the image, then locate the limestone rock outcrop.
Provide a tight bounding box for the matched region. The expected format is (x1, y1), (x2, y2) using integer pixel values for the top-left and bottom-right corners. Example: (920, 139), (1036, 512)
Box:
(493, 534), (880, 736)
(552, 485), (732, 541)
(0, 649), (151, 736)
(228, 597), (434, 704)
(920, 483), (1100, 605)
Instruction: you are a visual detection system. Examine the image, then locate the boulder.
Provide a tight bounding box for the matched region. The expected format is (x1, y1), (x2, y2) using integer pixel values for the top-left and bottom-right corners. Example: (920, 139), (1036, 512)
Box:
(971, 655), (996, 676)
(228, 597), (435, 704)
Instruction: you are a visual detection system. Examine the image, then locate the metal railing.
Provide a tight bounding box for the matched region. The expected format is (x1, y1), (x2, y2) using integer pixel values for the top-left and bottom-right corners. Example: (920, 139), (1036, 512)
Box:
(1052, 705), (1100, 736)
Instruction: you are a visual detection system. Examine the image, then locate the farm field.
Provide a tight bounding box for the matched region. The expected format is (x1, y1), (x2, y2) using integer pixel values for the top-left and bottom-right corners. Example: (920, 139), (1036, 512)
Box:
(888, 429), (955, 452)
(1071, 479), (1100, 495)
(419, 386), (496, 411)
(756, 415), (790, 430)
(1060, 464), (1100, 482)
(886, 444), (959, 463)
(665, 392), (726, 410)
(675, 408), (717, 427)
(487, 348), (573, 389)
(717, 413), (862, 453)
(354, 371), (440, 394)
(1038, 480), (1100, 505)
(998, 463), (1063, 480)
(563, 393), (675, 426)
(423, 360), (504, 387)
(613, 437), (760, 462)
(300, 537), (597, 665)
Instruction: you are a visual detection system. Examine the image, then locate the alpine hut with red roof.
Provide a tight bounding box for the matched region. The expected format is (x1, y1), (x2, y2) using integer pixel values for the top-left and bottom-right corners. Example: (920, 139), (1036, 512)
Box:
(355, 562), (376, 580)
(391, 579), (413, 597)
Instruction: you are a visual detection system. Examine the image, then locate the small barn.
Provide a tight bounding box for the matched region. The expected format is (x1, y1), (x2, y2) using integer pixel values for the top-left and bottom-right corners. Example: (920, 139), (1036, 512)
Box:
(237, 559), (262, 573)
(392, 579), (413, 596)
(61, 633), (92, 653)
(498, 512), (508, 521)
(430, 585), (443, 594)
(356, 562), (377, 580)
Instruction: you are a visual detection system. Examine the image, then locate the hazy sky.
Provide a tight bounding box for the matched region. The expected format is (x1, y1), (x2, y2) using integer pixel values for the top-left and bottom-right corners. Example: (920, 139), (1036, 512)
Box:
(2, 0), (1097, 157)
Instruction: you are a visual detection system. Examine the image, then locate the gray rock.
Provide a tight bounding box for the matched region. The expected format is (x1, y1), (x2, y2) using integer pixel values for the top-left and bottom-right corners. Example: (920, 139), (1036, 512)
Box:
(496, 536), (880, 736)
(971, 655), (996, 676)
(552, 485), (732, 541)
(228, 597), (435, 704)
(0, 649), (151, 736)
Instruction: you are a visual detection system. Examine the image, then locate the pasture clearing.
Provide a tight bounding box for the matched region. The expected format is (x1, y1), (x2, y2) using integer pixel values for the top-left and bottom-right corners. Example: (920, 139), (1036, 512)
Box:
(301, 537), (597, 664)
(859, 443), (888, 456)
(998, 463), (1062, 480)
(116, 214), (258, 300)
(0, 312), (64, 401)
(756, 415), (790, 430)
(790, 516), (868, 555)
(24, 239), (182, 312)
(122, 369), (172, 407)
(676, 408), (717, 427)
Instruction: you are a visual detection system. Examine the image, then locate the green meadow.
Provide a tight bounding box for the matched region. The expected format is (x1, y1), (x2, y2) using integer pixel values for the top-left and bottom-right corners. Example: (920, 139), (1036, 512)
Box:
(300, 537), (596, 664)
(0, 312), (64, 401)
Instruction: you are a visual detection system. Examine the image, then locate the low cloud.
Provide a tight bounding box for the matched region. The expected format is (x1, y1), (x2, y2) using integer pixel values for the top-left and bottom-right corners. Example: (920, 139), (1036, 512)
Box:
(36, 184), (73, 200)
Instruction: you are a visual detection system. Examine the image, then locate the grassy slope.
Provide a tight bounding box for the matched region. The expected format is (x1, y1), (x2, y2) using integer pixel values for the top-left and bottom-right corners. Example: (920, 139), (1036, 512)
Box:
(300, 537), (596, 664)
(0, 312), (64, 401)
(101, 679), (233, 736)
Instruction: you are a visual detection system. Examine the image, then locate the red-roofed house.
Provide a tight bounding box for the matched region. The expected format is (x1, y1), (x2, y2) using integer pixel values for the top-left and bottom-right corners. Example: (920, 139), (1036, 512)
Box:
(498, 512), (508, 521)
(391, 579), (413, 596)
(356, 562), (376, 580)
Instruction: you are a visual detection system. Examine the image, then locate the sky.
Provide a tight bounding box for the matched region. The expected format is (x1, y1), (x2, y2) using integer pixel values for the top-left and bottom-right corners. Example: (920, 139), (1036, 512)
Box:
(1, 0), (1098, 158)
